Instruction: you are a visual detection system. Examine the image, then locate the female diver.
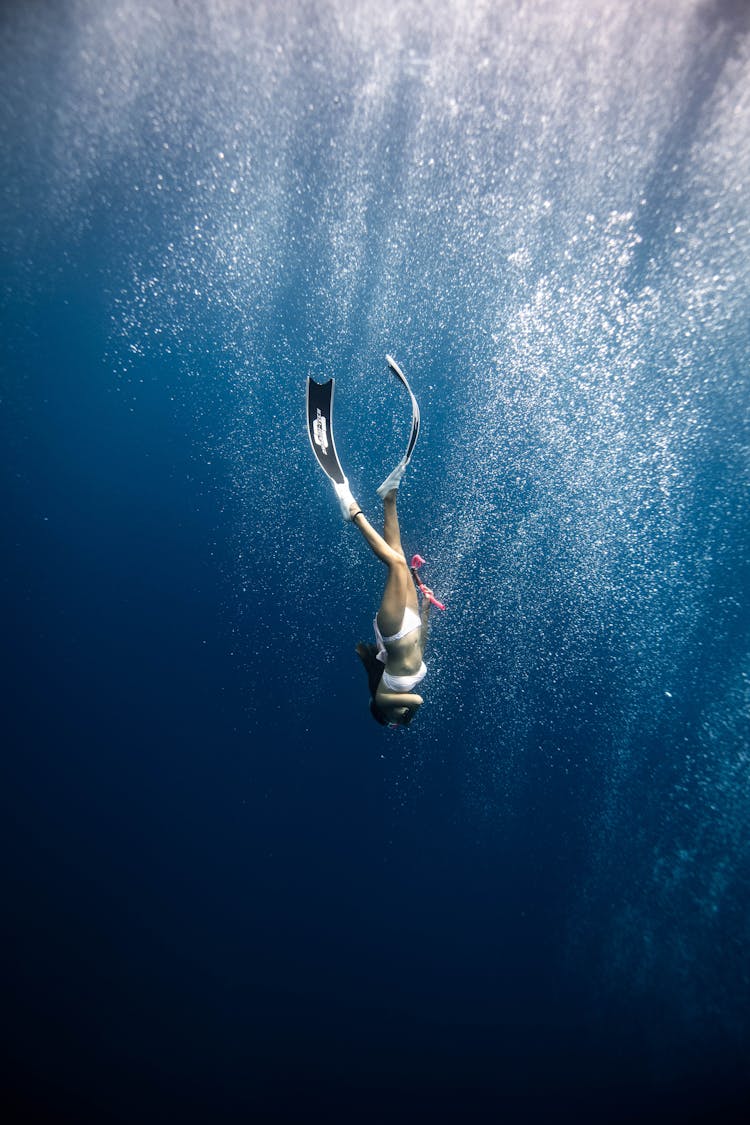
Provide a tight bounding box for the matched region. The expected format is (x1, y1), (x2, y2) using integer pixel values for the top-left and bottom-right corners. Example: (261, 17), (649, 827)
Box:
(346, 487), (433, 727)
(306, 356), (437, 727)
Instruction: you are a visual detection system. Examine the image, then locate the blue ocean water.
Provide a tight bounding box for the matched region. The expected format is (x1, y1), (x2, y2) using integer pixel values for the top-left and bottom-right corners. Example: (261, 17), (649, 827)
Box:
(2, 1), (749, 1121)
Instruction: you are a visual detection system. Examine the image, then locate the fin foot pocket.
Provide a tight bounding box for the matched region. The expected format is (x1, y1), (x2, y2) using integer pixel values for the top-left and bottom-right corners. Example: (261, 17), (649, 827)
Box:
(334, 479), (356, 521)
(377, 460), (407, 497)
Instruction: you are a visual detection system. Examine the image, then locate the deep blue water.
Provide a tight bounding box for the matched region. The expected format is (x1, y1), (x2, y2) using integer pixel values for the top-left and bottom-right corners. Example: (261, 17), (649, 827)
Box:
(2, 2), (749, 1121)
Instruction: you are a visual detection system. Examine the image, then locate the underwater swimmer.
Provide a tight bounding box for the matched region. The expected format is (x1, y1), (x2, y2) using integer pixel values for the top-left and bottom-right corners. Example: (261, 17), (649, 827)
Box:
(347, 487), (433, 728)
(307, 356), (443, 728)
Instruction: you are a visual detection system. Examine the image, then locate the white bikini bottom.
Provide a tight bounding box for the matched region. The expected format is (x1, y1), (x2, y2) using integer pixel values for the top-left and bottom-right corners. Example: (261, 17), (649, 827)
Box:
(381, 663), (427, 693)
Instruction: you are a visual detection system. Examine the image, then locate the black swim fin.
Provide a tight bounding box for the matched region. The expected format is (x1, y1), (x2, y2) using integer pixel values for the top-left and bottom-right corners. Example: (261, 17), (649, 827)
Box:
(306, 376), (356, 519)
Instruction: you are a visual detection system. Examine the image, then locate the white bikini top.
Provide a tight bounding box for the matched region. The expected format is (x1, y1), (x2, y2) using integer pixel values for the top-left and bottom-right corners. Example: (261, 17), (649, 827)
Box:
(379, 605), (421, 644)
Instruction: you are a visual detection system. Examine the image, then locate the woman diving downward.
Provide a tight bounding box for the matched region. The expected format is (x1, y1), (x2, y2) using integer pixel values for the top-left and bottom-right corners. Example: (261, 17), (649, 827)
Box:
(346, 486), (433, 727)
(306, 355), (439, 728)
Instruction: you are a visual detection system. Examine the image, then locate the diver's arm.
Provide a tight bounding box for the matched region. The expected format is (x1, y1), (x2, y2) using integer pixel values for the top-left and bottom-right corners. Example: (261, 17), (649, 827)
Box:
(377, 690), (424, 712)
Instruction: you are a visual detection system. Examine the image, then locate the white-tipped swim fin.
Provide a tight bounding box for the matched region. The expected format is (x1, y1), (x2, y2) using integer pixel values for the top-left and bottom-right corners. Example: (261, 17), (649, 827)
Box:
(306, 376), (357, 522)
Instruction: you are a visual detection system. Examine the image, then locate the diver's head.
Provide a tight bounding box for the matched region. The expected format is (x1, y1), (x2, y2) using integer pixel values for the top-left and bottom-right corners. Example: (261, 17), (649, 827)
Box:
(357, 642), (418, 728)
(369, 699), (416, 728)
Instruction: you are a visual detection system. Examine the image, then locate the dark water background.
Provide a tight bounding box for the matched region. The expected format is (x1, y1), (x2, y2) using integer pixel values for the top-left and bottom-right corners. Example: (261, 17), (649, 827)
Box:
(2, 2), (749, 1121)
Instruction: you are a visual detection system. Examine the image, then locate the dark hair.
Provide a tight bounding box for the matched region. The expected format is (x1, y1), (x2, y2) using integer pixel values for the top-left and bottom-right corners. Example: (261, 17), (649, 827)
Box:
(355, 643), (389, 725)
(369, 698), (390, 726)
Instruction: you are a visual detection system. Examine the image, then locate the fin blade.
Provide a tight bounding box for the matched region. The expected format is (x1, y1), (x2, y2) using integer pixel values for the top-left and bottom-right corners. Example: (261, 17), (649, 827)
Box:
(306, 376), (347, 485)
(377, 354), (421, 493)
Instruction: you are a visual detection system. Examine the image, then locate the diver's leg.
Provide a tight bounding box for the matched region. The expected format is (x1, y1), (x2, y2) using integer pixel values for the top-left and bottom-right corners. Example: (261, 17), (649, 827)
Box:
(349, 496), (418, 631)
(381, 489), (406, 558)
(381, 490), (418, 615)
(348, 500), (403, 567)
(376, 557), (414, 636)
